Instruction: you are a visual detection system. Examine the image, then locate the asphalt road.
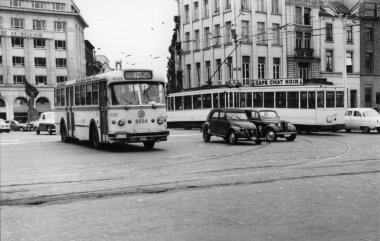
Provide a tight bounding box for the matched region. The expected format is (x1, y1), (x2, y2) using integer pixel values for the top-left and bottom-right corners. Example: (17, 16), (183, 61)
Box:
(1, 130), (379, 241)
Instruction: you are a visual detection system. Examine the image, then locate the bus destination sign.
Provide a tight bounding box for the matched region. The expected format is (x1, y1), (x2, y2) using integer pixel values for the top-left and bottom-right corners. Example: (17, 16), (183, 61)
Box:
(253, 78), (303, 87)
(124, 71), (153, 80)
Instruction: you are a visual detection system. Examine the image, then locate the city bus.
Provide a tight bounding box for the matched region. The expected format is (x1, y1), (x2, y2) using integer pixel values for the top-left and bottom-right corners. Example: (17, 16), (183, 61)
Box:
(167, 78), (346, 132)
(54, 69), (169, 149)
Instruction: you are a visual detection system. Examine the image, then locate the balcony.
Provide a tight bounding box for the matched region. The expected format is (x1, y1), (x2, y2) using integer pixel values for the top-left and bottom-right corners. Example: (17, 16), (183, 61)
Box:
(294, 48), (314, 58)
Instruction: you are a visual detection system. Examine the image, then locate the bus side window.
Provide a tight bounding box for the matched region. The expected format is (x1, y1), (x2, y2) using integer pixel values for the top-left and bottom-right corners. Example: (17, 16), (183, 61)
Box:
(175, 96), (183, 110)
(61, 88), (65, 106)
(80, 85), (86, 105)
(317, 91), (324, 108)
(92, 82), (99, 105)
(75, 85), (80, 106)
(86, 84), (92, 105)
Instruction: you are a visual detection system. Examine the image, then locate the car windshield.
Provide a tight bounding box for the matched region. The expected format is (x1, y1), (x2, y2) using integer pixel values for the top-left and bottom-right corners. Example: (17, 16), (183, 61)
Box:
(259, 111), (279, 119)
(226, 112), (248, 120)
(363, 110), (380, 117)
(110, 82), (165, 106)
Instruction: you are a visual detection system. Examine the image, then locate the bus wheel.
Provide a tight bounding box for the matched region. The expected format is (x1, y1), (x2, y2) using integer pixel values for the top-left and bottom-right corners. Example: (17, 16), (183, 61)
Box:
(61, 125), (69, 143)
(91, 126), (101, 149)
(143, 141), (155, 149)
(285, 134), (297, 141)
(227, 131), (237, 145)
(362, 126), (370, 134)
(265, 129), (277, 142)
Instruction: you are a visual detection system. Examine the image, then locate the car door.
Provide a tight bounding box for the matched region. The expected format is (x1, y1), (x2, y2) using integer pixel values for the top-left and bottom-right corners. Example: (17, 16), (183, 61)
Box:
(209, 110), (219, 134)
(344, 110), (353, 128)
(352, 111), (363, 129)
(217, 111), (228, 137)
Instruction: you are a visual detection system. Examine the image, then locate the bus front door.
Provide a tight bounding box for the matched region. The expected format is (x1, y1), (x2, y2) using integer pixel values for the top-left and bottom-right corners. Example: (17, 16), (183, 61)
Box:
(99, 81), (108, 142)
(66, 86), (75, 137)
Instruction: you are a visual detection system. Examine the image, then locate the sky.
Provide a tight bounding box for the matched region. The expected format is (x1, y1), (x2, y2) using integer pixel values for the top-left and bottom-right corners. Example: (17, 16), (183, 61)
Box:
(74, 0), (178, 77)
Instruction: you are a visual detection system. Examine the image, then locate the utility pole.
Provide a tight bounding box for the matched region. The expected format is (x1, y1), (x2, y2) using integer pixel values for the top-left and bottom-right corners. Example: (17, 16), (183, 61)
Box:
(231, 28), (238, 85)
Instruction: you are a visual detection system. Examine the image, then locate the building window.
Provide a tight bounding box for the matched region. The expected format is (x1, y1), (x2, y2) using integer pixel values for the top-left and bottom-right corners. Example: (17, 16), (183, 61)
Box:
(11, 37), (24, 47)
(296, 7), (303, 24)
(304, 8), (311, 25)
(346, 52), (353, 73)
(365, 87), (372, 107)
(242, 56), (250, 85)
(225, 0), (231, 11)
(326, 23), (333, 41)
(346, 26), (353, 43)
(13, 75), (26, 84)
(32, 1), (44, 9)
(304, 32), (311, 49)
(326, 50), (333, 72)
(33, 20), (46, 30)
(204, 27), (210, 48)
(193, 2), (199, 21)
(57, 76), (67, 83)
(35, 76), (47, 85)
(214, 0), (220, 13)
(52, 3), (65, 11)
(216, 59), (222, 83)
(241, 21), (250, 43)
(227, 57), (233, 81)
(53, 3), (65, 11)
(364, 3), (376, 17)
(186, 64), (192, 88)
(55, 40), (66, 50)
(12, 56), (25, 66)
(11, 18), (24, 29)
(298, 63), (309, 79)
(258, 57), (265, 79)
(365, 52), (373, 74)
(257, 0), (265, 12)
(196, 62), (201, 86)
(257, 22), (266, 44)
(225, 21), (232, 44)
(273, 58), (280, 79)
(296, 32), (302, 48)
(272, 23), (280, 45)
(272, 0), (279, 14)
(203, 0), (209, 18)
(365, 24), (373, 42)
(54, 21), (66, 32)
(10, 0), (21, 7)
(241, 0), (250, 11)
(184, 32), (190, 51)
(194, 30), (200, 50)
(56, 58), (67, 68)
(205, 61), (211, 83)
(35, 57), (46, 67)
(184, 5), (190, 23)
(214, 24), (221, 45)
(34, 38), (45, 48)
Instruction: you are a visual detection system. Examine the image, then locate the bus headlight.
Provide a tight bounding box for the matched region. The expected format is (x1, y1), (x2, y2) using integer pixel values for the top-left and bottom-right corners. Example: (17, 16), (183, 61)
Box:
(157, 116), (164, 125)
(118, 119), (126, 126)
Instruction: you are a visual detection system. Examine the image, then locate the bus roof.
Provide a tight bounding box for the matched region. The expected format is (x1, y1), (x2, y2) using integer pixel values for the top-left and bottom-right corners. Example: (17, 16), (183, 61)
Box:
(55, 69), (166, 88)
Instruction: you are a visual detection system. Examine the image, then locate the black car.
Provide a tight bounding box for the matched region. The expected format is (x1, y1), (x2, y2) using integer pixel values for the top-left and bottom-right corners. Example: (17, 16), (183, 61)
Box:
(202, 108), (261, 145)
(243, 109), (297, 142)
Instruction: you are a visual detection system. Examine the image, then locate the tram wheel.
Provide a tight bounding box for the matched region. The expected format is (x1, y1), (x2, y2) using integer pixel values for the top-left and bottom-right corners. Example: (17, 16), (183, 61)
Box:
(265, 129), (277, 142)
(362, 126), (370, 134)
(143, 141), (155, 149)
(227, 131), (237, 145)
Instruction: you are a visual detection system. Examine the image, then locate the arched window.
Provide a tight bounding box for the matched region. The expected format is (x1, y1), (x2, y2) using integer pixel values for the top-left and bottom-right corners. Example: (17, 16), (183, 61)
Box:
(0, 98), (5, 107)
(36, 97), (51, 112)
(13, 97), (28, 122)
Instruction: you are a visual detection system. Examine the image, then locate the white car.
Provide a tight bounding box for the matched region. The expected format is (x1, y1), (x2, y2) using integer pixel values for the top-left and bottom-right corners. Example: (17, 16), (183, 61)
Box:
(344, 108), (380, 133)
(0, 118), (11, 133)
(36, 112), (56, 135)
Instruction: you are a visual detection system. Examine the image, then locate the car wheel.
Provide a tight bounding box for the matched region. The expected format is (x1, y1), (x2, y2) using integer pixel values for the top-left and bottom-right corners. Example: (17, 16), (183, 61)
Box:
(285, 134), (297, 141)
(143, 141), (155, 149)
(91, 126), (101, 149)
(377, 128), (380, 134)
(47, 126), (53, 135)
(227, 131), (238, 145)
(265, 129), (277, 142)
(345, 129), (351, 133)
(19, 127), (24, 132)
(362, 126), (370, 134)
(36, 128), (40, 135)
(203, 128), (211, 142)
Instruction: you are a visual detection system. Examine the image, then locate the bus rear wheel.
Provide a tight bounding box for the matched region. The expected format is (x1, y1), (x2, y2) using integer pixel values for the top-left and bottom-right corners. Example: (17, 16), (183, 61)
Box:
(91, 126), (101, 149)
(143, 141), (155, 149)
(61, 124), (69, 143)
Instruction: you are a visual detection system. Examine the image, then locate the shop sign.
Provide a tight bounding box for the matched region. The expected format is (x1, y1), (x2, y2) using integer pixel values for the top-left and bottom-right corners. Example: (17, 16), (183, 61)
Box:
(253, 78), (303, 87)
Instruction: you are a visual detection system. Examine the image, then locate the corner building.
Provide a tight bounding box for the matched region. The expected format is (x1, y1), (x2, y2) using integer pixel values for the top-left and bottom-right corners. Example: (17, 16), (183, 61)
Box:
(0, 0), (87, 121)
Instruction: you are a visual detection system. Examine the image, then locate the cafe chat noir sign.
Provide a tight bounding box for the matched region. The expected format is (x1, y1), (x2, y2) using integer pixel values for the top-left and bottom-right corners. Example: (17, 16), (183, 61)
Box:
(253, 78), (303, 87)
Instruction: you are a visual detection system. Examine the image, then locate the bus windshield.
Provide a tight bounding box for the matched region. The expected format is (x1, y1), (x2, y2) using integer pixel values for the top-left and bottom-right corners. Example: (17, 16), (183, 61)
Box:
(110, 82), (165, 106)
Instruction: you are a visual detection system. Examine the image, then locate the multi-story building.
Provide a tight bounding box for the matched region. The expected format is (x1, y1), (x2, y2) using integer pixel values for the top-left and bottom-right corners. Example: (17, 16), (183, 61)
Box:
(0, 0), (87, 121)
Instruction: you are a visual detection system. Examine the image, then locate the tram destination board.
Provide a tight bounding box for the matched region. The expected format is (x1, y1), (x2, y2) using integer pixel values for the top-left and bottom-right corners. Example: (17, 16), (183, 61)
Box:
(124, 70), (152, 80)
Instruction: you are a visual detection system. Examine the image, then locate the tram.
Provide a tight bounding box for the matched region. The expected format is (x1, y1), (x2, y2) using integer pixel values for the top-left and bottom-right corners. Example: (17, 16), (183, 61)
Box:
(167, 78), (346, 132)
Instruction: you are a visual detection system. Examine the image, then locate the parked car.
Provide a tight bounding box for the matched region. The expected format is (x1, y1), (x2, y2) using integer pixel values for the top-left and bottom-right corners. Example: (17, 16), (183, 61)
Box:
(5, 120), (28, 132)
(243, 109), (297, 142)
(0, 118), (11, 133)
(36, 112), (56, 135)
(26, 120), (39, 131)
(344, 108), (380, 133)
(202, 108), (261, 145)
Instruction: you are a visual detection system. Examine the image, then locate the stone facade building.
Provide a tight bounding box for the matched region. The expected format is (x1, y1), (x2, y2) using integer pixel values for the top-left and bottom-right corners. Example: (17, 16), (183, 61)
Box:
(0, 0), (87, 121)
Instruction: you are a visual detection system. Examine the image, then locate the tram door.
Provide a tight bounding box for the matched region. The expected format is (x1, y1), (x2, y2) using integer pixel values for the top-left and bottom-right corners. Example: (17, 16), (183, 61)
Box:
(99, 81), (108, 142)
(66, 86), (75, 137)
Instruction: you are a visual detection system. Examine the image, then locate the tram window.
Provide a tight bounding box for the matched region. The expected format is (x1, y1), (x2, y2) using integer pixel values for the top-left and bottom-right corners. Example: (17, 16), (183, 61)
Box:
(308, 92), (315, 109)
(193, 95), (202, 109)
(246, 92), (253, 107)
(336, 91), (344, 107)
(229, 92), (234, 108)
(92, 82), (99, 105)
(264, 92), (274, 108)
(317, 91), (324, 108)
(80, 84), (86, 105)
(326, 91), (335, 108)
(169, 97), (174, 110)
(75, 85), (80, 105)
(234, 92), (240, 108)
(253, 92), (263, 107)
(276, 92), (286, 108)
(220, 92), (226, 108)
(175, 96), (183, 110)
(301, 91), (307, 108)
(184, 95), (192, 109)
(202, 94), (212, 108)
(213, 93), (219, 108)
(86, 84), (92, 105)
(287, 92), (299, 108)
(240, 92), (246, 107)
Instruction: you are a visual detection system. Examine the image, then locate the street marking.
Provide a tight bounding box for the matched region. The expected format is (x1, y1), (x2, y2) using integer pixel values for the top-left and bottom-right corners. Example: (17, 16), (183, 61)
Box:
(0, 140), (58, 145)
